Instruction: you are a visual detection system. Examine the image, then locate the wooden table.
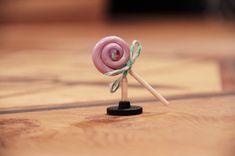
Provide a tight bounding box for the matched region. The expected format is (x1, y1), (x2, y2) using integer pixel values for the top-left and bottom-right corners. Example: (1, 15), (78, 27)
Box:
(1, 20), (235, 156)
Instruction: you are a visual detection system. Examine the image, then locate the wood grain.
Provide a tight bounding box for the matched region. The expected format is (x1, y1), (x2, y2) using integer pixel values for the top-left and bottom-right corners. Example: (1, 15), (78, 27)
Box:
(0, 94), (235, 156)
(0, 50), (221, 109)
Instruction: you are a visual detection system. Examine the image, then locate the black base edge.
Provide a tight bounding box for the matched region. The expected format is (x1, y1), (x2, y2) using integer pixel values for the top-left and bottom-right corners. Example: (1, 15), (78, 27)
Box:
(107, 101), (143, 116)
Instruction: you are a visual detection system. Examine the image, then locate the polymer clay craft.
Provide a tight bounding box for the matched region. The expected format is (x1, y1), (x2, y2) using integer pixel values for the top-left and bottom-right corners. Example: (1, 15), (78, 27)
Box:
(92, 36), (169, 115)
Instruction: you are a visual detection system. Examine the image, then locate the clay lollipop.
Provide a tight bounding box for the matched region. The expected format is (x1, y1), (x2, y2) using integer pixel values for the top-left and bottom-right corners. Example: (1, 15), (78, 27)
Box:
(92, 36), (169, 115)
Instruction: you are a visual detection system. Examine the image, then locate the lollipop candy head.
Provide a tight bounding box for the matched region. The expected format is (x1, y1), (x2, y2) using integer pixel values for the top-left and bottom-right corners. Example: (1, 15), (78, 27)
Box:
(92, 36), (130, 76)
(91, 36), (169, 113)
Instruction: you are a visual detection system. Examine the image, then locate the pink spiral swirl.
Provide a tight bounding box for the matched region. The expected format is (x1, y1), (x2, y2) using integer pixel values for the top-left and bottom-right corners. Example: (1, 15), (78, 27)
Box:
(92, 36), (130, 75)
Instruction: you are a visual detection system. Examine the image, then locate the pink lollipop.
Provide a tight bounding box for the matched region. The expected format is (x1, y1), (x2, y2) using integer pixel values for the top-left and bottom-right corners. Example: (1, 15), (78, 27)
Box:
(92, 36), (169, 108)
(92, 36), (130, 75)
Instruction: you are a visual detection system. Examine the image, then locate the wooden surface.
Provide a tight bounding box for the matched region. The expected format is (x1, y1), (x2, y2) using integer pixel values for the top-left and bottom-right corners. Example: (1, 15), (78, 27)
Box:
(1, 94), (235, 156)
(1, 20), (235, 156)
(0, 49), (221, 108)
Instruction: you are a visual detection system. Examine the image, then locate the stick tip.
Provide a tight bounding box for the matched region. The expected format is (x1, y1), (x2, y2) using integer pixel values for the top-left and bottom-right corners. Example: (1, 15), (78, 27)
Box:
(163, 100), (170, 106)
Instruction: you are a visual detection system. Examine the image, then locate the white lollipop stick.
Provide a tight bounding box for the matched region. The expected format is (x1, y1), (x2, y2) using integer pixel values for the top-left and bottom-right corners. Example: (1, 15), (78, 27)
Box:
(121, 77), (128, 101)
(129, 69), (169, 106)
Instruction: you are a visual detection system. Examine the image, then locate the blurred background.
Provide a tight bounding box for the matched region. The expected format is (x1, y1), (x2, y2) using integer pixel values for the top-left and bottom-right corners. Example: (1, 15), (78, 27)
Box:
(1, 0), (235, 52)
(1, 0), (235, 104)
(1, 2), (235, 155)
(0, 0), (235, 22)
(0, 0), (235, 58)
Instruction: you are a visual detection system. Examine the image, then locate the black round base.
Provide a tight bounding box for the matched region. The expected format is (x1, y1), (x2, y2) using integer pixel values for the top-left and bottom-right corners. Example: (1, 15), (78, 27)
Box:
(107, 101), (143, 116)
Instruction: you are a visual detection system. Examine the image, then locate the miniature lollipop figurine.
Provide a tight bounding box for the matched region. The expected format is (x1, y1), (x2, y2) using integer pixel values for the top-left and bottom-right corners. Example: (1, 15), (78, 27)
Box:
(92, 36), (169, 116)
